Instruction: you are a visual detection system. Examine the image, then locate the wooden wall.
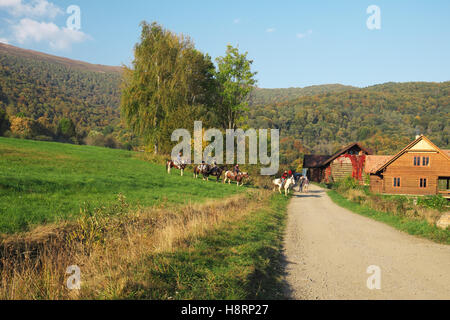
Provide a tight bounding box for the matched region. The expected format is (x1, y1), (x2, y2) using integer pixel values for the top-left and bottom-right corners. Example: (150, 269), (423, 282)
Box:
(382, 151), (450, 195)
(370, 174), (384, 193)
(330, 156), (353, 181)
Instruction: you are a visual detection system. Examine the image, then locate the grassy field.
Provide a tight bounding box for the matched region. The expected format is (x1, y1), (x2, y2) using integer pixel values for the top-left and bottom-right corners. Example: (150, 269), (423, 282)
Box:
(0, 137), (243, 234)
(0, 137), (291, 300)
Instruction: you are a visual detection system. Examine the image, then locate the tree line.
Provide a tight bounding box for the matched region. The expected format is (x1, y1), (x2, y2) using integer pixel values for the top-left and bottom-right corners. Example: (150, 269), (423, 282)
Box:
(247, 81), (450, 167)
(121, 22), (257, 154)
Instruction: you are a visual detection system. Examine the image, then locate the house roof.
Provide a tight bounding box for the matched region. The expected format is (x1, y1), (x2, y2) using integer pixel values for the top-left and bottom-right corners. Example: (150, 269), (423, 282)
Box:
(444, 150), (450, 157)
(373, 135), (450, 173)
(320, 142), (373, 167)
(303, 155), (331, 168)
(364, 155), (393, 174)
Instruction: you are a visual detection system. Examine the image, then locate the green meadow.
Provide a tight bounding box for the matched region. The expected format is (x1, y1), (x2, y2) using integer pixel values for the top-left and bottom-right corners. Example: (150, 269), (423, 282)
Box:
(0, 137), (243, 234)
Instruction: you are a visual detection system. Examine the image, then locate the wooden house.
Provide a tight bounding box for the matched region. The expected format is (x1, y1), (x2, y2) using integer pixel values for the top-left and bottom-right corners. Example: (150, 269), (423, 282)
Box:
(369, 135), (450, 197)
(303, 143), (372, 183)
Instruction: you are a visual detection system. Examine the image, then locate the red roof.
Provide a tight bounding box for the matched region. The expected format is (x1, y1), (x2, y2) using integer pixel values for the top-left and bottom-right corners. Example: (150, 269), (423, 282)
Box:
(364, 155), (393, 174)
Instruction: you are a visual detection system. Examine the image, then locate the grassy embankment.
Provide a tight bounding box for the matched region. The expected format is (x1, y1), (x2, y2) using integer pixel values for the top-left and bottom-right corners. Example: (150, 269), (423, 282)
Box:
(0, 137), (289, 299)
(0, 137), (242, 234)
(326, 178), (450, 244)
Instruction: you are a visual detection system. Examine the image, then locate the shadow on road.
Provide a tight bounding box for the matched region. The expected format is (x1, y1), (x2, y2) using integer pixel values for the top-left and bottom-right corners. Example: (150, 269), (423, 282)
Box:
(292, 194), (322, 198)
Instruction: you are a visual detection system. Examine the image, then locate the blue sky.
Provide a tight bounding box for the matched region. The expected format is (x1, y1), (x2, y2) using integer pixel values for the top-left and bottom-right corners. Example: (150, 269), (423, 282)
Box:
(0, 0), (449, 88)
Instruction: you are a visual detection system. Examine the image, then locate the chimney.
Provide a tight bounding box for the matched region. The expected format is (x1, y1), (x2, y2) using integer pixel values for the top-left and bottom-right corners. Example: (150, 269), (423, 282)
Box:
(415, 129), (421, 140)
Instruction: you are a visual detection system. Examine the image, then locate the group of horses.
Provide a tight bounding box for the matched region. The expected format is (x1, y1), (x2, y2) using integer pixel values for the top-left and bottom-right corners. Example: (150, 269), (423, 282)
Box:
(166, 160), (309, 195)
(272, 174), (310, 196)
(166, 160), (249, 186)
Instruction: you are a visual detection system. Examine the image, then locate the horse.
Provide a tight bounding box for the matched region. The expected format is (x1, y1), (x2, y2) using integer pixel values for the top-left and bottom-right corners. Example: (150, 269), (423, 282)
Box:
(207, 166), (227, 182)
(224, 171), (249, 187)
(193, 164), (211, 180)
(302, 176), (310, 193)
(272, 176), (296, 196)
(166, 160), (186, 176)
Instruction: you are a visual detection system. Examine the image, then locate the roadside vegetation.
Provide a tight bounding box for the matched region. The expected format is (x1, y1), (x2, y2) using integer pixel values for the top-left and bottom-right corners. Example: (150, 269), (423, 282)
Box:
(326, 177), (450, 244)
(0, 183), (289, 299)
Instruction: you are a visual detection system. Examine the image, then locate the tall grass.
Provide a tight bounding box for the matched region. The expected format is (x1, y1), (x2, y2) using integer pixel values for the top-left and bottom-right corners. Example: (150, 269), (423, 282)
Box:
(0, 190), (289, 299)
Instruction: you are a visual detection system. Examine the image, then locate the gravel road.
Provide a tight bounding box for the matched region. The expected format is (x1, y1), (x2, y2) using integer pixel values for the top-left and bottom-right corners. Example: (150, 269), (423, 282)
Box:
(284, 184), (450, 300)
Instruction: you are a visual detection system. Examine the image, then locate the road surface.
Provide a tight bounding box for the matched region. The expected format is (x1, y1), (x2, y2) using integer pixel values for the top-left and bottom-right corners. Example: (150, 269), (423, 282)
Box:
(284, 184), (450, 300)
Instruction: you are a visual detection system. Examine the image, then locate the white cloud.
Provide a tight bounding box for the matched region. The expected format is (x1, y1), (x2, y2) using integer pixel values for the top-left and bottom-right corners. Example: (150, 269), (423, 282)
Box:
(0, 0), (91, 50)
(0, 0), (63, 19)
(12, 18), (90, 50)
(296, 29), (313, 39)
(266, 28), (276, 33)
(0, 37), (9, 44)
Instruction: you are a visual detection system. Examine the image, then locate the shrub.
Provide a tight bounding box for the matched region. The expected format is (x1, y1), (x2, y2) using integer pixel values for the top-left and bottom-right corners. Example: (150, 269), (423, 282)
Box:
(417, 195), (449, 212)
(84, 131), (119, 149)
(33, 135), (53, 142)
(57, 118), (76, 139)
(0, 108), (10, 136)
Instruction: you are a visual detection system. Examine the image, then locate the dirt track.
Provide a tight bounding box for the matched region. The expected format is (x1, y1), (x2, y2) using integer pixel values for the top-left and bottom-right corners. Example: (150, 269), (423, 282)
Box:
(284, 184), (450, 300)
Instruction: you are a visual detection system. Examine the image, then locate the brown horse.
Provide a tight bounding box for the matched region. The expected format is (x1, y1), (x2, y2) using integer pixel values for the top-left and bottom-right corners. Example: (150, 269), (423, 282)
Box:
(207, 166), (227, 182)
(193, 164), (211, 180)
(223, 171), (249, 187)
(166, 160), (186, 176)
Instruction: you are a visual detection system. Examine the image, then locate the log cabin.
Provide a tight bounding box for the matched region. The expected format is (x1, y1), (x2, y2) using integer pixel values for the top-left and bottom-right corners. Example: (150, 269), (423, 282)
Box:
(304, 143), (372, 183)
(369, 135), (450, 197)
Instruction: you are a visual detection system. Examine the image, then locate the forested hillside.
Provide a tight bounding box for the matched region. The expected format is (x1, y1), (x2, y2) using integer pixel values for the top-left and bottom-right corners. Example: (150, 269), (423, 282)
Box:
(248, 84), (357, 106)
(0, 44), (448, 166)
(248, 81), (450, 165)
(0, 44), (131, 147)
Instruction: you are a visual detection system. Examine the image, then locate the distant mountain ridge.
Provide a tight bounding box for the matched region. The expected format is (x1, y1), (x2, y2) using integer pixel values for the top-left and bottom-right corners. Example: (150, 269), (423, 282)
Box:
(0, 43), (123, 143)
(249, 84), (358, 106)
(0, 43), (122, 74)
(0, 44), (448, 158)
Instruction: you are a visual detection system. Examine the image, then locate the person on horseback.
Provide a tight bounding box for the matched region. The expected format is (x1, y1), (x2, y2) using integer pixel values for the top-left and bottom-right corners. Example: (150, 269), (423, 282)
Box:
(200, 160), (206, 172)
(281, 170), (288, 186)
(233, 164), (240, 176)
(288, 169), (293, 178)
(176, 152), (183, 166)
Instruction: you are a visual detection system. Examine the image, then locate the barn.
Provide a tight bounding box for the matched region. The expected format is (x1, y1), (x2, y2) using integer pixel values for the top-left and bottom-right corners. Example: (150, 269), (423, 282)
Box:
(303, 143), (372, 183)
(368, 135), (450, 197)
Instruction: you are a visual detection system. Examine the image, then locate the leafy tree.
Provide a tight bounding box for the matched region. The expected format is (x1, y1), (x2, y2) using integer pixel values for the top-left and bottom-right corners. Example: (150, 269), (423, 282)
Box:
(216, 45), (257, 129)
(57, 118), (76, 139)
(121, 21), (219, 153)
(0, 108), (10, 135)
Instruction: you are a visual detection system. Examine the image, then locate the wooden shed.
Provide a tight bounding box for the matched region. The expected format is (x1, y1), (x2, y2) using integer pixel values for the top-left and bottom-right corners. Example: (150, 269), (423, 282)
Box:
(369, 135), (450, 197)
(304, 143), (372, 183)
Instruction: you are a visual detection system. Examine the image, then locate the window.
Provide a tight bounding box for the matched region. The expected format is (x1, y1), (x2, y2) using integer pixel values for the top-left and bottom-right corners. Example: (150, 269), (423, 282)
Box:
(393, 177), (401, 187)
(420, 178), (427, 188)
(413, 156), (430, 166)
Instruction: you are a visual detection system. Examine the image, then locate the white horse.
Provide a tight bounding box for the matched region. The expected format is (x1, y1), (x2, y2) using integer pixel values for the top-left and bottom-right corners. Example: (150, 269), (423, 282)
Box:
(272, 176), (296, 196)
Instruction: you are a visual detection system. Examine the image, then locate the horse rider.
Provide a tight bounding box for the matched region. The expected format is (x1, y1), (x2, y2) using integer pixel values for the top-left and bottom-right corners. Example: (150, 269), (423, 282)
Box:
(176, 152), (184, 166)
(209, 160), (218, 174)
(233, 164), (240, 176)
(281, 170), (288, 186)
(288, 169), (293, 178)
(200, 160), (206, 172)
